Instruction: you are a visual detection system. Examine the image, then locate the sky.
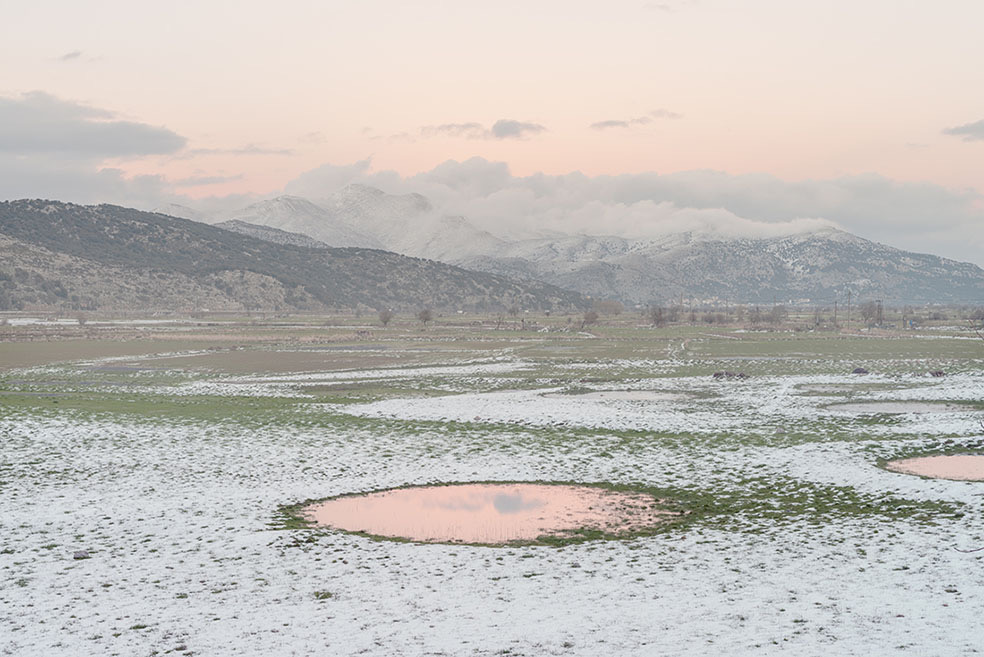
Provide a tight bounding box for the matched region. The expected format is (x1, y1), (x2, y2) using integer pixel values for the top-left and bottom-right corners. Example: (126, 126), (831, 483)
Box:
(1, 0), (983, 264)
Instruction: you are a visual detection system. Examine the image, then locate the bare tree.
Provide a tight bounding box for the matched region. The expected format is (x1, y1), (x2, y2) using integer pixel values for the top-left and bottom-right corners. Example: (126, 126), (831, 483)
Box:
(647, 305), (666, 327)
(580, 310), (599, 329)
(378, 308), (395, 326)
(768, 305), (787, 326)
(971, 307), (984, 341)
(507, 304), (520, 329)
(860, 301), (878, 325)
(417, 308), (433, 326)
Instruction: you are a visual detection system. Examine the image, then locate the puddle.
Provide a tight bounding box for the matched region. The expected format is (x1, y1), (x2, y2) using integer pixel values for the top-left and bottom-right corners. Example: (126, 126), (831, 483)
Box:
(885, 455), (984, 481)
(825, 401), (977, 414)
(302, 483), (677, 544)
(542, 390), (692, 402)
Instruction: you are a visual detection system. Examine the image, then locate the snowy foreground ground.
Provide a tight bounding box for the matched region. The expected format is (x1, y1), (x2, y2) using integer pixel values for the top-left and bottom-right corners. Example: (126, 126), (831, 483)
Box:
(2, 342), (984, 656)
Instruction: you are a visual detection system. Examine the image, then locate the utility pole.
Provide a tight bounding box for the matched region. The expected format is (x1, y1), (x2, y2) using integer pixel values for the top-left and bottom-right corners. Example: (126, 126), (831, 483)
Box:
(847, 290), (852, 329)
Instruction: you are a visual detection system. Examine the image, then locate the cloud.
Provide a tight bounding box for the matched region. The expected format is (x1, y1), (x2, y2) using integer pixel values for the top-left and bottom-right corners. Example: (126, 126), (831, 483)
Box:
(0, 91), (186, 157)
(490, 119), (546, 139)
(649, 108), (682, 119)
(299, 131), (326, 144)
(943, 119), (984, 142)
(420, 119), (547, 140)
(172, 174), (244, 187)
(280, 156), (984, 266)
(186, 144), (293, 156)
(0, 92), (263, 213)
(413, 157), (513, 198)
(589, 119), (631, 130)
(369, 132), (416, 143)
(590, 109), (682, 130)
(282, 158), (377, 198)
(421, 122), (487, 139)
(58, 50), (82, 61)
(0, 155), (171, 208)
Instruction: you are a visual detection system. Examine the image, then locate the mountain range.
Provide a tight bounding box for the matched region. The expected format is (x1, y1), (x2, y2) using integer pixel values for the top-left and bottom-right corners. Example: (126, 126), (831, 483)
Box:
(0, 200), (585, 313)
(181, 184), (984, 306)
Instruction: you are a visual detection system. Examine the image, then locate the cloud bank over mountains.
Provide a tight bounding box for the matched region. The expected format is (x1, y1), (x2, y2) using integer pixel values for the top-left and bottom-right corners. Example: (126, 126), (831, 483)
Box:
(0, 92), (260, 210)
(283, 158), (984, 265)
(288, 158), (833, 241)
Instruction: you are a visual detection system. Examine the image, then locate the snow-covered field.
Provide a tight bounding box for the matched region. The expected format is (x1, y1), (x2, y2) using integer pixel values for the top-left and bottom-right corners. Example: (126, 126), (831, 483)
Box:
(2, 342), (983, 656)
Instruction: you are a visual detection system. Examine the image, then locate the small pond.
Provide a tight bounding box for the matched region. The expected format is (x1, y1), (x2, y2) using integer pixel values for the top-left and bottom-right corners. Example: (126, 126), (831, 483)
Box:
(302, 483), (678, 545)
(884, 455), (984, 481)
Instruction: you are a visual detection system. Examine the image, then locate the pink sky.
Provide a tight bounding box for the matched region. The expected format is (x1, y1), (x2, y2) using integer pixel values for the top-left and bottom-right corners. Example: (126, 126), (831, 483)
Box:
(2, 0), (982, 196)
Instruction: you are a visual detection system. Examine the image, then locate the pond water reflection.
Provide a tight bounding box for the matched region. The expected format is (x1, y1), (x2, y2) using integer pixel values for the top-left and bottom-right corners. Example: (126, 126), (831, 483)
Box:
(885, 455), (984, 481)
(302, 483), (674, 544)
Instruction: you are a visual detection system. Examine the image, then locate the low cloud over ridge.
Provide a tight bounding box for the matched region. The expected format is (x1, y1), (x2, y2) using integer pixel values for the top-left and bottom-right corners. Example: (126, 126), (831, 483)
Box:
(281, 157), (984, 266)
(0, 92), (288, 209)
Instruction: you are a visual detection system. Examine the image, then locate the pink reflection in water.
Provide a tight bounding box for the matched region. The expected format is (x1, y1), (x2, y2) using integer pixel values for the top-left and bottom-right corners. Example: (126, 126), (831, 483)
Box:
(303, 483), (674, 543)
(886, 455), (984, 481)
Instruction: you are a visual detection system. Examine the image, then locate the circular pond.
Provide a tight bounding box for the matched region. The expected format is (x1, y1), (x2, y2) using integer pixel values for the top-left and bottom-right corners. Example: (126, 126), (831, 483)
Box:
(885, 455), (984, 481)
(302, 483), (678, 545)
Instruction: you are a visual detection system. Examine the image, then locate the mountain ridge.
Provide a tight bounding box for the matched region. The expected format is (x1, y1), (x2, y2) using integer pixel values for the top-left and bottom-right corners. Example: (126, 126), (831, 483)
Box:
(186, 186), (984, 305)
(0, 199), (587, 312)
